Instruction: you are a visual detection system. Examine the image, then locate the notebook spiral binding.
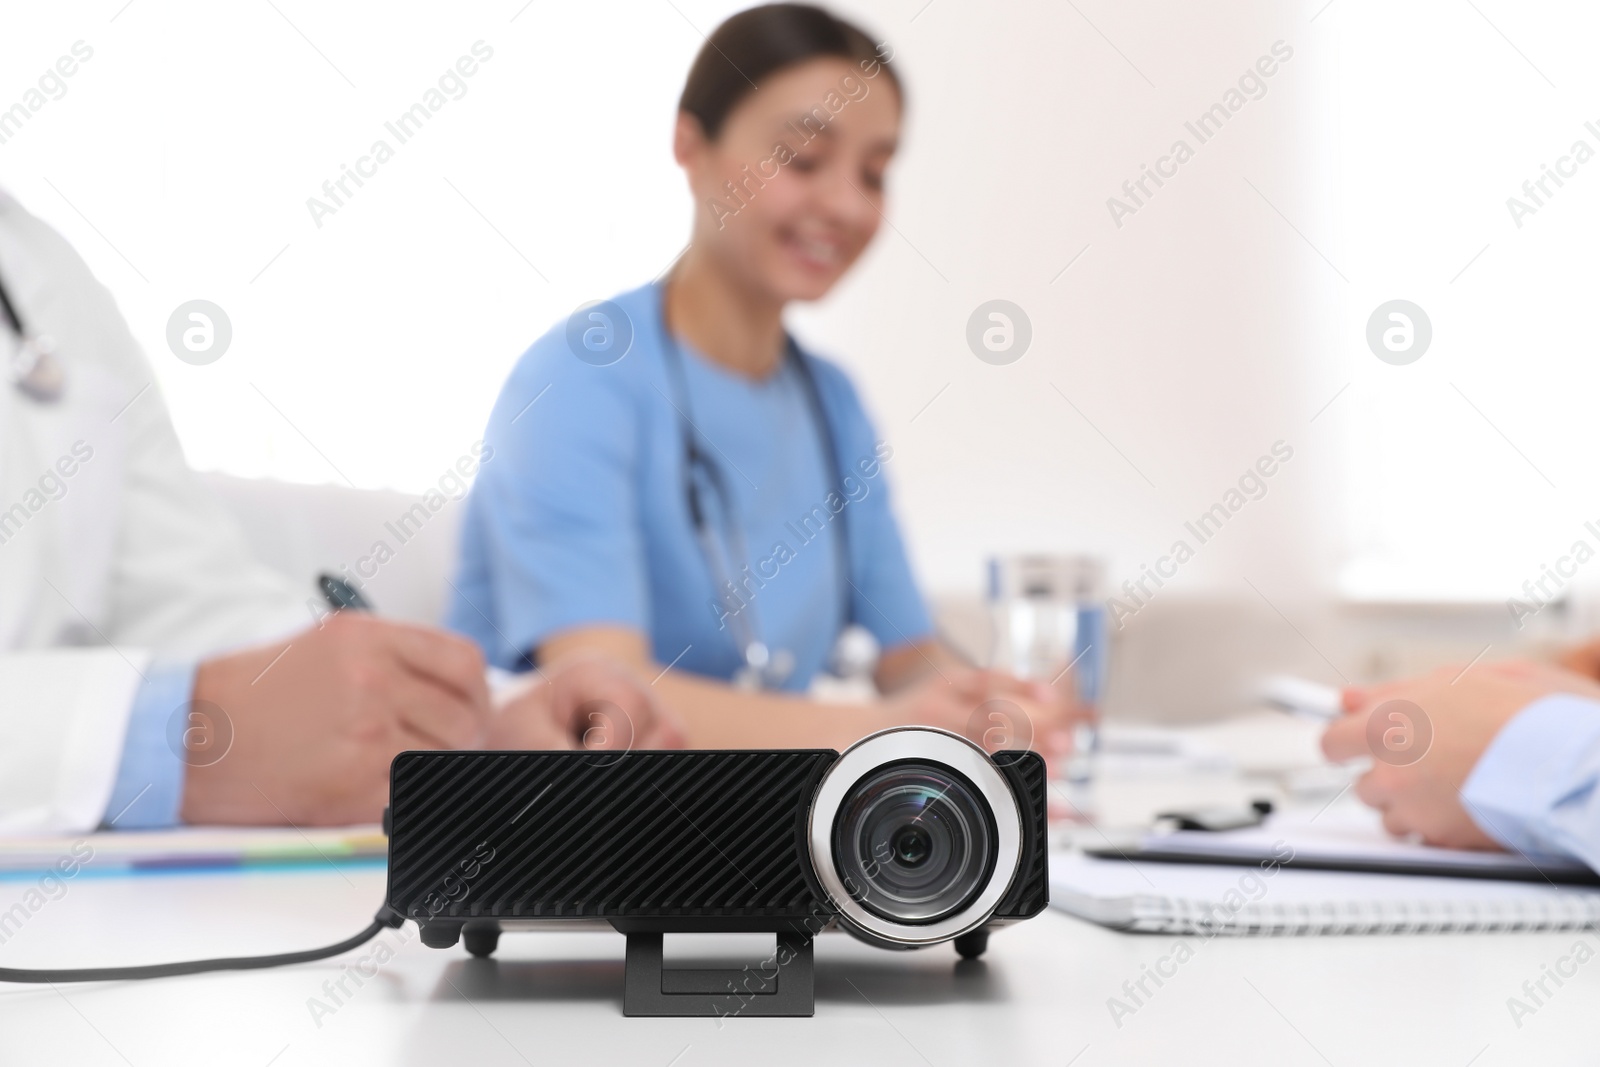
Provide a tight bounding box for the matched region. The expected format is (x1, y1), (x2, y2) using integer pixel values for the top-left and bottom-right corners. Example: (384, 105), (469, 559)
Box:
(1140, 893), (1600, 936)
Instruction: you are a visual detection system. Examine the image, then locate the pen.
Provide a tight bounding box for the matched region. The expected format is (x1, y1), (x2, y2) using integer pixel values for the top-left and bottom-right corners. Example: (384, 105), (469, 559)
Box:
(1156, 799), (1275, 832)
(1259, 674), (1343, 721)
(318, 573), (373, 613)
(316, 572), (523, 698)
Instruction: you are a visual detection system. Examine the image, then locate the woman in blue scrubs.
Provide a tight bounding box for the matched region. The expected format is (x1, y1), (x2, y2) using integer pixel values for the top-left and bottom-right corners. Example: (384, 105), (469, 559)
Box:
(449, 3), (1075, 754)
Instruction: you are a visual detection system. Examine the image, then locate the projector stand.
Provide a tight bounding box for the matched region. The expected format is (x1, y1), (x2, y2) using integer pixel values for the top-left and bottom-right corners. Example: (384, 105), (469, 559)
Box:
(623, 931), (814, 1017)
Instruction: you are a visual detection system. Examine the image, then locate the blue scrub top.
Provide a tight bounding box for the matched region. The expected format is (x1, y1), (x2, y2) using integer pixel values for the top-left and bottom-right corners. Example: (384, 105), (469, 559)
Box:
(447, 280), (933, 690)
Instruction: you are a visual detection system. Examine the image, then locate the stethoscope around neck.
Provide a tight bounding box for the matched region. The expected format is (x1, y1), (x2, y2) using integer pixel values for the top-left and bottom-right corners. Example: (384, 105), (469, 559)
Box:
(0, 264), (64, 403)
(657, 306), (851, 691)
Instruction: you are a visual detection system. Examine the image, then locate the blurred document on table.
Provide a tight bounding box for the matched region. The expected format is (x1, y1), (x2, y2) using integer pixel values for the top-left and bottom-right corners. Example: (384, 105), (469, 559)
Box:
(0, 826), (387, 875)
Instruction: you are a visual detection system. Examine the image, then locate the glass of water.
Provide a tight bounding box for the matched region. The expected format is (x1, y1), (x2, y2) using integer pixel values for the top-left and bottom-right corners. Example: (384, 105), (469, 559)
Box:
(986, 554), (1108, 783)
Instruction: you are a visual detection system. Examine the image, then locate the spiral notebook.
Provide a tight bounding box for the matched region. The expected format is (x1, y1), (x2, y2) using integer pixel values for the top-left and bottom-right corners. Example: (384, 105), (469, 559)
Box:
(1051, 852), (1600, 935)
(1053, 807), (1600, 935)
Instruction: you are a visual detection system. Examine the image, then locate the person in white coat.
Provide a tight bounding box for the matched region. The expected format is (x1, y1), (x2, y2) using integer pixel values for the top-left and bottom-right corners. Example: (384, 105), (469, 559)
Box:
(0, 189), (677, 835)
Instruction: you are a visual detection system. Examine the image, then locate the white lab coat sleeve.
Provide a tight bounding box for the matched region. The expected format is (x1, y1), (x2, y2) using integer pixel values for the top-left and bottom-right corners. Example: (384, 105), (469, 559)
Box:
(0, 649), (147, 833)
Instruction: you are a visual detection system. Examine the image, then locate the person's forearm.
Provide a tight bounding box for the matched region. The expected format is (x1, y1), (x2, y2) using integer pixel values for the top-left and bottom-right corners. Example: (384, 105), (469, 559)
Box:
(537, 625), (909, 749)
(874, 639), (969, 694)
(650, 669), (897, 749)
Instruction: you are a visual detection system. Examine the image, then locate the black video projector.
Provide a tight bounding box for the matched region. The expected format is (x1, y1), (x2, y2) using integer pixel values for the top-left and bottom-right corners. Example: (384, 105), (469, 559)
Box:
(384, 727), (1048, 1016)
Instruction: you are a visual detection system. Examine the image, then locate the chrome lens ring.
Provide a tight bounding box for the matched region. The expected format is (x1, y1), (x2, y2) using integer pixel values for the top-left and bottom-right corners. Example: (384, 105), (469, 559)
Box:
(808, 727), (1021, 946)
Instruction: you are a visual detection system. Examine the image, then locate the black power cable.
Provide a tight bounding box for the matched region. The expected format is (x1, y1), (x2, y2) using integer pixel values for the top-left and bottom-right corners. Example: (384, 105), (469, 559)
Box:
(0, 906), (403, 984)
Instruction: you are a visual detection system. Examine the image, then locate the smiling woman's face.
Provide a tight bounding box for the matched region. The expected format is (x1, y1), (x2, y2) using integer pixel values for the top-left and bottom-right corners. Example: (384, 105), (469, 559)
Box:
(676, 57), (902, 303)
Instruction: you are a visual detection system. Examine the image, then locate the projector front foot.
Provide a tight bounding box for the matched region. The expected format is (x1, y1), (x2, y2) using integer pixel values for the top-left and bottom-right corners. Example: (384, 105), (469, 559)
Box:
(418, 922), (461, 950)
(463, 922), (500, 959)
(953, 928), (989, 960)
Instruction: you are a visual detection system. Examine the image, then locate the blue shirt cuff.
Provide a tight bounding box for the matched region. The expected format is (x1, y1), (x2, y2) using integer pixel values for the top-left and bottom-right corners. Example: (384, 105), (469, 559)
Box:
(1460, 693), (1600, 867)
(103, 661), (195, 829)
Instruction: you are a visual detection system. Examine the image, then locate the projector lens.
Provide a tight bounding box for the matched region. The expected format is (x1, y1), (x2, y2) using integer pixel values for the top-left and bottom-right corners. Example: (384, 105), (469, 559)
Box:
(892, 825), (932, 866)
(832, 761), (997, 925)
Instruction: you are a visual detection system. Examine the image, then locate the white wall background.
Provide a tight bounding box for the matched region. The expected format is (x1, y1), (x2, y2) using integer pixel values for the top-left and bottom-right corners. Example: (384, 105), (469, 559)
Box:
(4, 0), (1591, 619)
(1331, 1), (1600, 603)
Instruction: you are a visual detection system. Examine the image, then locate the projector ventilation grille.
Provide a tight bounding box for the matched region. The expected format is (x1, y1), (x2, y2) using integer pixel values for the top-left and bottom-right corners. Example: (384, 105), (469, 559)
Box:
(387, 750), (836, 921)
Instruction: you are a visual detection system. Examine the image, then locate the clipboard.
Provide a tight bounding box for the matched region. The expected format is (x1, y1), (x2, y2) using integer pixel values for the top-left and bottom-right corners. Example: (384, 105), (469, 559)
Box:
(1085, 805), (1600, 887)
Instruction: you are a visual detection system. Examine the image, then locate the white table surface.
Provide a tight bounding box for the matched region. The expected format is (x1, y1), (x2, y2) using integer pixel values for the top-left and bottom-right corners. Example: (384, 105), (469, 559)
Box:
(2, 716), (1594, 1067)
(1, 855), (1596, 1066)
